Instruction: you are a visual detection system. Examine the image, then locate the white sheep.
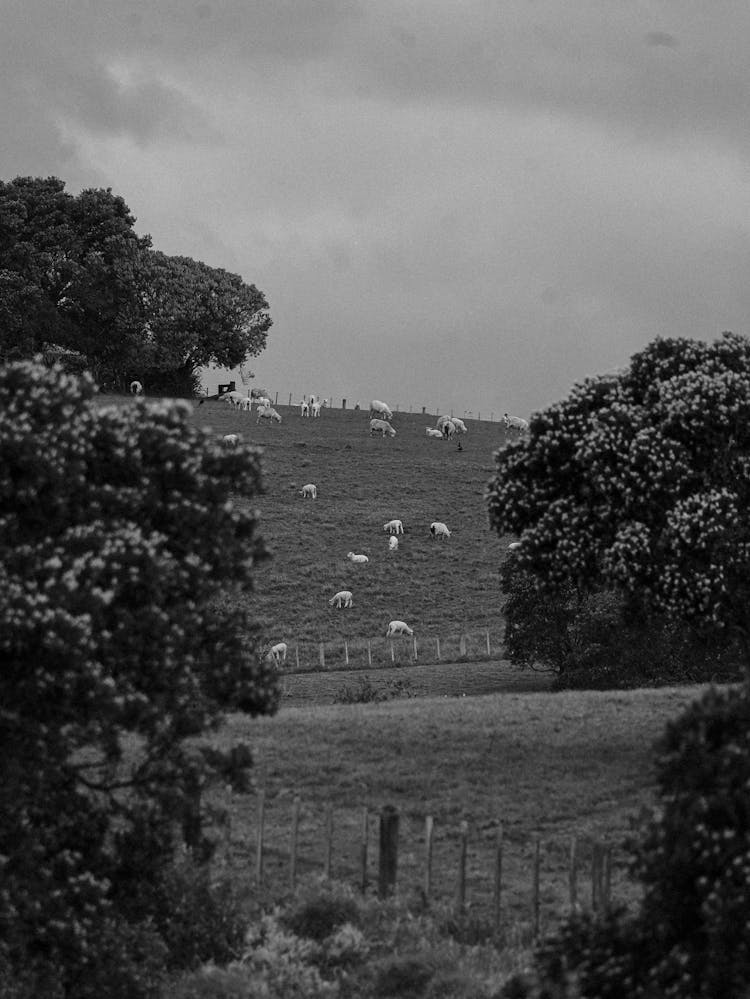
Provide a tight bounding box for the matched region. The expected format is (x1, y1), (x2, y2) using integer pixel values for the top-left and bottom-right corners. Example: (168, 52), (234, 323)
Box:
(503, 413), (529, 435)
(383, 519), (404, 535)
(388, 535), (399, 551)
(430, 521), (451, 540)
(370, 418), (396, 438)
(268, 641), (288, 665)
(425, 427), (443, 438)
(257, 405), (282, 424)
(370, 399), (393, 420)
(442, 420), (456, 440)
(221, 390), (245, 407)
(239, 396), (253, 412)
(507, 541), (522, 552)
(436, 414), (452, 431)
(311, 401), (322, 417)
(255, 395), (272, 409)
(299, 400), (310, 417)
(129, 380), (143, 396)
(222, 434), (240, 448)
(451, 417), (467, 434)
(300, 483), (317, 499)
(329, 590), (353, 608)
(386, 620), (414, 637)
(347, 552), (369, 563)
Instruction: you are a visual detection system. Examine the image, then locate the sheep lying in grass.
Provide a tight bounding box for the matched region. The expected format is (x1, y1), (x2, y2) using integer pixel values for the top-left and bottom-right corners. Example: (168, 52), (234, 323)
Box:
(388, 535), (399, 551)
(426, 427), (443, 438)
(347, 552), (369, 563)
(386, 620), (413, 637)
(329, 590), (353, 608)
(300, 483), (317, 499)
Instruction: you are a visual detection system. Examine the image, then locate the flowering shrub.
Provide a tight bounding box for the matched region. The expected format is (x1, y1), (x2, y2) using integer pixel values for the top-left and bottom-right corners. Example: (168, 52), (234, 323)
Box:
(0, 360), (278, 996)
(488, 332), (750, 669)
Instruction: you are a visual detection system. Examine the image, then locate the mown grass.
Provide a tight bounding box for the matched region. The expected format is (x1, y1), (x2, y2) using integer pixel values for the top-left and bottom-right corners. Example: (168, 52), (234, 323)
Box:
(207, 680), (715, 937)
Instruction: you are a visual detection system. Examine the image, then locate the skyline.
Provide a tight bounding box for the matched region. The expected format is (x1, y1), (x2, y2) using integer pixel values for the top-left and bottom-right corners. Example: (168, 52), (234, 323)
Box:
(3, 2), (749, 418)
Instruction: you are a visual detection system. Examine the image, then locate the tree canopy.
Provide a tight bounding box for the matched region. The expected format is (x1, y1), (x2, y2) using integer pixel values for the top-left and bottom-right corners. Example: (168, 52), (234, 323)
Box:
(487, 331), (750, 662)
(0, 360), (278, 995)
(0, 176), (271, 392)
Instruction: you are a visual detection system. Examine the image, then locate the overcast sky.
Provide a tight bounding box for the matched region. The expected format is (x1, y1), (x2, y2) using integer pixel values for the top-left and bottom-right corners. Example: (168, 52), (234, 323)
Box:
(3, 1), (750, 418)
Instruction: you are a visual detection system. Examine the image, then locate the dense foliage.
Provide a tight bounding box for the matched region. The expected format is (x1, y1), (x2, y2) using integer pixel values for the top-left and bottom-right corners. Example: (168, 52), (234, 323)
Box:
(488, 331), (750, 673)
(534, 683), (750, 998)
(0, 361), (278, 997)
(0, 176), (272, 392)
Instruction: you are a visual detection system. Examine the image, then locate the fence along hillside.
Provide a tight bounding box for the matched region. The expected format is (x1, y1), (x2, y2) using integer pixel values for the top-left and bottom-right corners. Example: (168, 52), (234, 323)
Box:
(189, 396), (515, 649)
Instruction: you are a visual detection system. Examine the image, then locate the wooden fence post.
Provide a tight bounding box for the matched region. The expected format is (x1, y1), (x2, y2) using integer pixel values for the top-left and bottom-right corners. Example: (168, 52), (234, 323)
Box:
(485, 629), (491, 656)
(378, 805), (399, 898)
(532, 836), (541, 940)
(412, 637), (418, 661)
(569, 835), (579, 910)
(456, 820), (469, 913)
(288, 392), (292, 406)
(290, 796), (301, 890)
(389, 641), (395, 663)
(436, 637), (441, 661)
(493, 822), (503, 934)
(323, 802), (333, 878)
(255, 788), (265, 888)
(360, 806), (369, 893)
(603, 845), (612, 912)
(591, 842), (603, 912)
(424, 815), (434, 901)
(319, 643), (326, 669)
(295, 644), (300, 670)
(367, 640), (372, 666)
(459, 634), (467, 656)
(344, 641), (349, 666)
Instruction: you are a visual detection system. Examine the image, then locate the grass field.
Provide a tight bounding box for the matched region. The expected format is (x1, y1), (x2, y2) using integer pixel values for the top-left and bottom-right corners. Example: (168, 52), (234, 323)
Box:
(186, 397), (514, 656)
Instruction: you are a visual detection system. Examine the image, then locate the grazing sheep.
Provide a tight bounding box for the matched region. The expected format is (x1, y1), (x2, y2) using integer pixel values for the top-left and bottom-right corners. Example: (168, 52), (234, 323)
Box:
(329, 590), (353, 608)
(451, 417), (467, 434)
(383, 519), (404, 535)
(370, 418), (396, 438)
(257, 405), (282, 424)
(436, 414), (452, 431)
(426, 427), (443, 438)
(441, 420), (456, 440)
(430, 521), (451, 540)
(239, 396), (253, 412)
(255, 396), (272, 409)
(222, 390), (245, 407)
(503, 413), (529, 435)
(370, 400), (393, 420)
(268, 641), (288, 664)
(386, 620), (414, 637)
(388, 535), (399, 551)
(347, 552), (369, 563)
(299, 400), (310, 417)
(222, 434), (240, 448)
(300, 483), (317, 499)
(130, 380), (143, 396)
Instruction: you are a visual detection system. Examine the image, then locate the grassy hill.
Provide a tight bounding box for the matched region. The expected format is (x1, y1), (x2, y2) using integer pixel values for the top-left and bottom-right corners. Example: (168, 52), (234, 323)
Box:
(186, 398), (516, 662)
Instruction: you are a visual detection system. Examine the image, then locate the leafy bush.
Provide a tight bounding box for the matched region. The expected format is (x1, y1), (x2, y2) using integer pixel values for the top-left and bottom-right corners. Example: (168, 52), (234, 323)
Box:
(0, 361), (277, 996)
(534, 683), (750, 998)
(280, 878), (361, 942)
(335, 675), (416, 704)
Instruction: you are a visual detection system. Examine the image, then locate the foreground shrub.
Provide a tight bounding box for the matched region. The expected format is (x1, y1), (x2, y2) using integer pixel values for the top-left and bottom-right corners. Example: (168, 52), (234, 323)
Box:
(534, 683), (750, 998)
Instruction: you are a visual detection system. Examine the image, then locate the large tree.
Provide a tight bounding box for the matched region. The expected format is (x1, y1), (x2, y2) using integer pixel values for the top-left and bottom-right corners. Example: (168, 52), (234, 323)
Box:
(0, 360), (278, 996)
(0, 176), (149, 383)
(138, 249), (272, 395)
(487, 331), (750, 666)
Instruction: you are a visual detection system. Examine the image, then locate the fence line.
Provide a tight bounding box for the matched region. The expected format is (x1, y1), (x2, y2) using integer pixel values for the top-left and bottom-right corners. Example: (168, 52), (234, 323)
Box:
(275, 627), (501, 672)
(240, 797), (618, 939)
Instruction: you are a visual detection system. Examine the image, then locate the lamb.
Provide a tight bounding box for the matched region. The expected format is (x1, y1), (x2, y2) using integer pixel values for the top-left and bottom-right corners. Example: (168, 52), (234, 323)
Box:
(441, 420), (456, 440)
(311, 400), (322, 417)
(268, 641), (288, 664)
(370, 418), (396, 437)
(300, 483), (317, 499)
(347, 552), (369, 563)
(430, 521), (451, 540)
(450, 417), (467, 434)
(426, 427), (443, 438)
(222, 390), (245, 407)
(129, 380), (143, 395)
(436, 414), (452, 431)
(239, 396), (253, 412)
(386, 620), (414, 637)
(383, 519), (404, 535)
(299, 400), (310, 417)
(370, 400), (393, 420)
(222, 434), (240, 448)
(329, 590), (353, 608)
(388, 535), (399, 551)
(503, 413), (529, 435)
(257, 405), (282, 424)
(255, 395), (272, 409)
